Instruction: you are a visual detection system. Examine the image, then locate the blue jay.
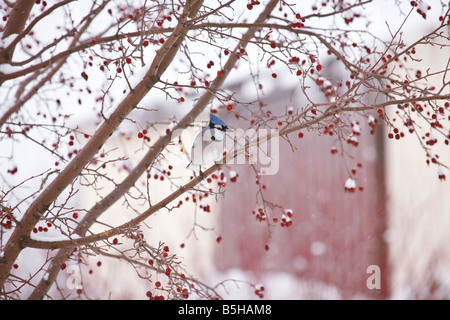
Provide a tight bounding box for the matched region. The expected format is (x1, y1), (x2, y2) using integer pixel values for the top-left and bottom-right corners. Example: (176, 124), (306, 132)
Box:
(187, 114), (229, 171)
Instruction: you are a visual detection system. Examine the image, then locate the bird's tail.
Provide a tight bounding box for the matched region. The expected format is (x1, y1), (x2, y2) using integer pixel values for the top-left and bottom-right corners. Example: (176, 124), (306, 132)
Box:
(186, 161), (199, 170)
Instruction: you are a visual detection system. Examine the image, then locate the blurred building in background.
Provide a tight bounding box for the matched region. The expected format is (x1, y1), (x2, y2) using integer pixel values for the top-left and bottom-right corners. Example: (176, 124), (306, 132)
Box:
(212, 86), (389, 299)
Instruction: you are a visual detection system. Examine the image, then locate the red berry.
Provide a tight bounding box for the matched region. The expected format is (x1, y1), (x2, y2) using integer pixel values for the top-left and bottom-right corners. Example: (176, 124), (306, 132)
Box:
(81, 72), (88, 81)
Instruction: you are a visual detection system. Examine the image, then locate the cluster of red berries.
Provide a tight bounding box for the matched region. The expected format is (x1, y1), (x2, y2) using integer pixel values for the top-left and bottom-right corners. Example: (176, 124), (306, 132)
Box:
(246, 0), (260, 10)
(137, 129), (150, 141)
(1, 208), (13, 229)
(254, 284), (265, 298)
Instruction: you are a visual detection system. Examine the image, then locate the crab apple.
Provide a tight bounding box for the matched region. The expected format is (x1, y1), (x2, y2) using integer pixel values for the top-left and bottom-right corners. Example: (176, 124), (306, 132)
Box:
(229, 171), (238, 182)
(344, 178), (356, 193)
(438, 168), (446, 181)
(287, 106), (294, 115)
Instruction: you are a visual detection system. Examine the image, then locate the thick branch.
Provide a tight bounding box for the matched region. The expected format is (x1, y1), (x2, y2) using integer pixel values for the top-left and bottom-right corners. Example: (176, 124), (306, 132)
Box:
(0, 2), (106, 131)
(0, 0), (34, 63)
(26, 0), (280, 299)
(0, 0), (204, 289)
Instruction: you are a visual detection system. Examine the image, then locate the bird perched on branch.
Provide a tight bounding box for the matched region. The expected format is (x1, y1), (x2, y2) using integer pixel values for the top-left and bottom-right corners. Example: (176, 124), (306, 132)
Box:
(187, 113), (229, 171)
